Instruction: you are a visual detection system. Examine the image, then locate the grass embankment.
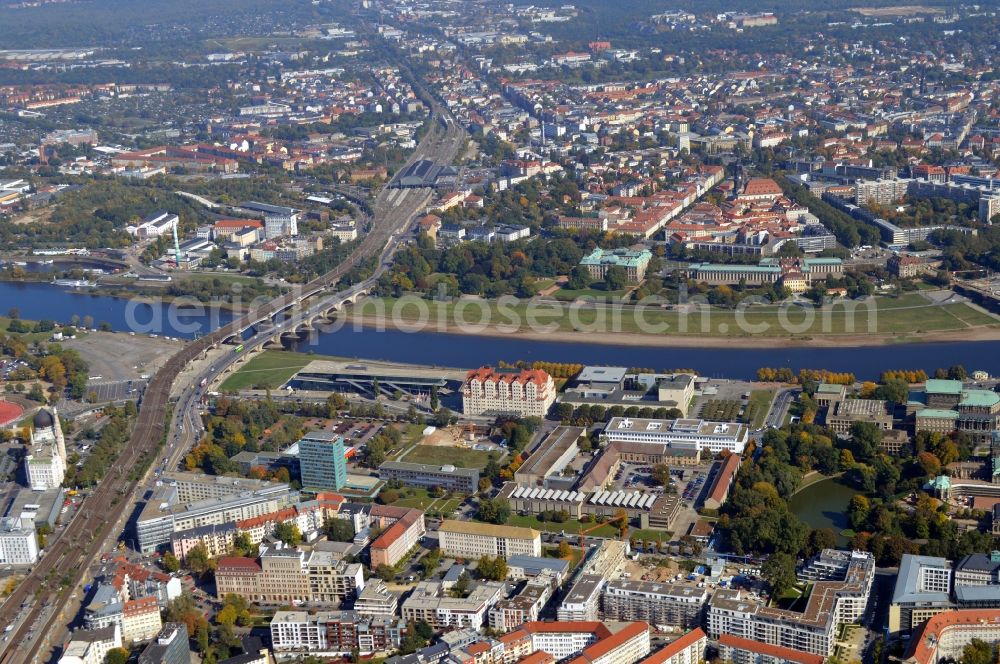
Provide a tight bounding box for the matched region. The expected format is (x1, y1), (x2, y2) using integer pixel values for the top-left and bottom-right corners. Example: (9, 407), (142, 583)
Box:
(351, 293), (999, 338)
(218, 350), (325, 391)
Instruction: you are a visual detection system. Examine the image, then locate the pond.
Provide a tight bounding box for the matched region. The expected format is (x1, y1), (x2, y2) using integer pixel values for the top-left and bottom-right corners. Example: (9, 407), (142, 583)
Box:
(790, 476), (860, 546)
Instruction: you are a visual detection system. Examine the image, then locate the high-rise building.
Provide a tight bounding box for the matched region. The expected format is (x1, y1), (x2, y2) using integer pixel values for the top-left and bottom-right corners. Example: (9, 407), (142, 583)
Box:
(25, 408), (66, 491)
(298, 431), (347, 492)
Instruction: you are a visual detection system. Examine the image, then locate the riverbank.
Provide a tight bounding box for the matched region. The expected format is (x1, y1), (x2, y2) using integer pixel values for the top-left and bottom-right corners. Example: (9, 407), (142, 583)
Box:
(342, 310), (1000, 349)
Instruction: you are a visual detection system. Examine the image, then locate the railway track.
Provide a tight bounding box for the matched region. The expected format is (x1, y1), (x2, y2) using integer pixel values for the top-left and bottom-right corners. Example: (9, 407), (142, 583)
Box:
(0, 112), (463, 664)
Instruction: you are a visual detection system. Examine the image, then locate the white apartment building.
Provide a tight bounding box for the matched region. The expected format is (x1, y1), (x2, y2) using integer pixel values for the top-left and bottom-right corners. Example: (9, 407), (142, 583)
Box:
(437, 520), (541, 559)
(557, 574), (605, 621)
(462, 367), (556, 418)
(58, 625), (122, 664)
(0, 517), (38, 565)
(121, 597), (162, 643)
(708, 550), (874, 657)
(401, 581), (504, 631)
(639, 628), (707, 664)
(603, 417), (749, 454)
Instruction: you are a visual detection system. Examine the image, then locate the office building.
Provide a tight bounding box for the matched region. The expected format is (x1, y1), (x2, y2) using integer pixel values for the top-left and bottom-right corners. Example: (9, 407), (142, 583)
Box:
(438, 520), (541, 559)
(579, 247), (653, 282)
(378, 461), (479, 493)
(603, 417), (749, 454)
(890, 553), (1000, 636)
(121, 596), (162, 643)
(298, 431), (347, 492)
(135, 477), (298, 552)
(903, 610), (1000, 664)
(602, 579), (708, 628)
(462, 367), (556, 418)
(0, 517), (38, 565)
(369, 506), (426, 569)
(825, 399), (894, 435)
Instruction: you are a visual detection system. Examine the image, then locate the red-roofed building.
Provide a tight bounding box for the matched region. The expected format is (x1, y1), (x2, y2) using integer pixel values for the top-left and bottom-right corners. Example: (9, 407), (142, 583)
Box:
(213, 218), (264, 240)
(704, 452), (741, 510)
(903, 610), (1000, 664)
(718, 634), (824, 664)
(121, 595), (162, 643)
(370, 506), (426, 568)
(739, 178), (784, 201)
(462, 367), (556, 418)
(639, 628), (707, 664)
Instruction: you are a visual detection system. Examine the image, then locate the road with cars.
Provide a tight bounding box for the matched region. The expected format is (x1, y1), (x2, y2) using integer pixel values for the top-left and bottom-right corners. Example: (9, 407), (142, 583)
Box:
(0, 103), (466, 664)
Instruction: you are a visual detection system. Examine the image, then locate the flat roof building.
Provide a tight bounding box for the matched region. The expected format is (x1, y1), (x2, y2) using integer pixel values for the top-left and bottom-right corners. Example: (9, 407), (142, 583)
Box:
(603, 417), (748, 454)
(438, 520), (541, 560)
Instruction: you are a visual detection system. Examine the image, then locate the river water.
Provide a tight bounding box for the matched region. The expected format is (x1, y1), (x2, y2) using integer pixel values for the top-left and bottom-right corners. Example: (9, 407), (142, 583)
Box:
(1, 281), (998, 379)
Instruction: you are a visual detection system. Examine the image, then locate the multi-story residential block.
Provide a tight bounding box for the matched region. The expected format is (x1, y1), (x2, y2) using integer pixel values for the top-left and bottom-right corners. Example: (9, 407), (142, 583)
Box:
(602, 579), (708, 628)
(135, 476), (298, 552)
(57, 625), (122, 664)
(558, 574), (605, 621)
(121, 596), (162, 643)
(369, 506), (426, 569)
(138, 624), (190, 664)
(462, 367), (556, 418)
(298, 430), (347, 492)
(717, 634), (824, 664)
(489, 573), (557, 632)
(603, 417), (749, 454)
(438, 520), (541, 560)
(354, 579), (399, 617)
(378, 461), (479, 494)
(270, 610), (402, 656)
(638, 629), (707, 664)
(401, 580), (504, 630)
(170, 522), (236, 562)
(708, 550), (874, 658)
(215, 544), (364, 604)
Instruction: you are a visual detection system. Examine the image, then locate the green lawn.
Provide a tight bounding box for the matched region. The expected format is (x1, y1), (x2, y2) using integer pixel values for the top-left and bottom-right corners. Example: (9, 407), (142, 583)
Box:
(549, 286), (629, 302)
(543, 544), (583, 569)
(390, 487), (467, 514)
(353, 292), (999, 338)
(506, 514), (620, 537)
(400, 444), (496, 469)
(745, 389), (776, 429)
(218, 350), (323, 391)
(629, 528), (673, 544)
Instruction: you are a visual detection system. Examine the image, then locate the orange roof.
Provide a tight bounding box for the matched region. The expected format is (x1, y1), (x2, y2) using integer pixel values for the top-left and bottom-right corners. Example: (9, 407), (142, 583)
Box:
(520, 652), (555, 664)
(707, 453), (741, 504)
(905, 610), (1000, 664)
(741, 178), (783, 197)
(718, 635), (823, 664)
(571, 622), (648, 664)
(465, 641), (491, 656)
(216, 557), (262, 573)
(639, 629), (707, 664)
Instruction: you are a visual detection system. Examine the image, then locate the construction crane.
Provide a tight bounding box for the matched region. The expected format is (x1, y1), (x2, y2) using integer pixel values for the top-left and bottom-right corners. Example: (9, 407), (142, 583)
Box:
(578, 511), (628, 554)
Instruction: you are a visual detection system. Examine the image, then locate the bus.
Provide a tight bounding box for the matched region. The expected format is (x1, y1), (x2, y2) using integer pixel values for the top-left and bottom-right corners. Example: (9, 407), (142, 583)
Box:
(233, 344), (244, 353)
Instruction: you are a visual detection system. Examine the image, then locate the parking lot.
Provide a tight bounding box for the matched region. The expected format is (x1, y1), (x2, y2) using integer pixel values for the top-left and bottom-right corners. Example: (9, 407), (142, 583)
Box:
(85, 379), (147, 403)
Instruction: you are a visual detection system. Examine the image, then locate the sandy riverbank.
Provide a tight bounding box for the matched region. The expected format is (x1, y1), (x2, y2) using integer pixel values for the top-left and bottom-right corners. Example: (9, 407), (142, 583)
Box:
(343, 313), (1000, 349)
